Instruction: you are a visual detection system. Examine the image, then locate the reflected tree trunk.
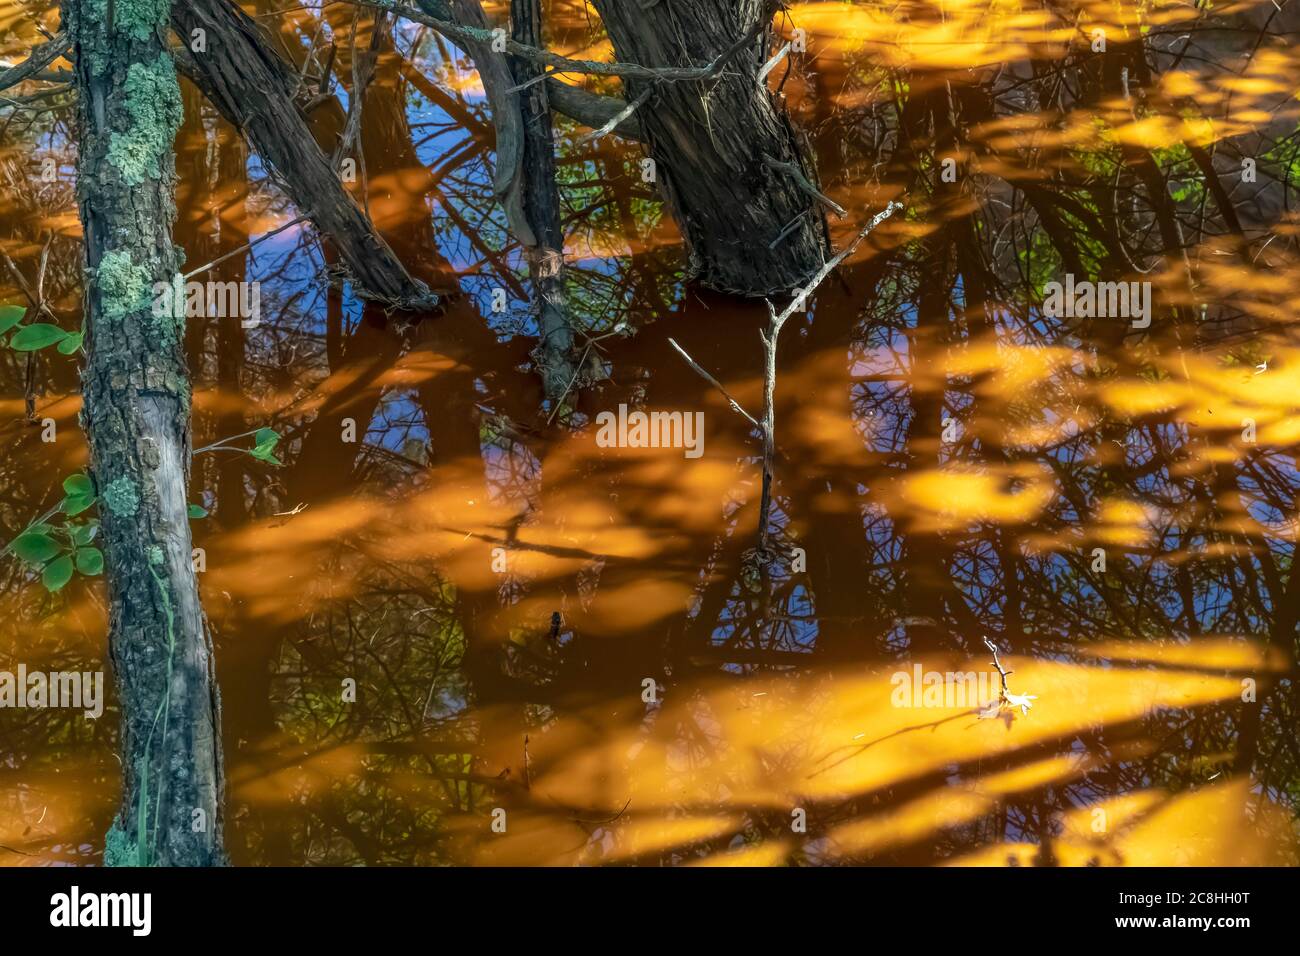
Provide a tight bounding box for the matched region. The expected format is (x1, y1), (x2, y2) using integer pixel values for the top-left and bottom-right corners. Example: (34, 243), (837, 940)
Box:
(511, 0), (577, 409)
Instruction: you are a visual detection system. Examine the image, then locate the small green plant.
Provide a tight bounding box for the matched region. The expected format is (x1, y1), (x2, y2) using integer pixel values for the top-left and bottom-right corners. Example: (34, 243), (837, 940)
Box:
(0, 304), (83, 355)
(7, 473), (104, 593)
(2, 427), (279, 594)
(195, 426), (282, 465)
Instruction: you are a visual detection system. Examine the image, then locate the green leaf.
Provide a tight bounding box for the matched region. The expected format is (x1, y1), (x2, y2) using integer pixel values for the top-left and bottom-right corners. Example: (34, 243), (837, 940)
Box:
(74, 547), (104, 576)
(249, 443), (282, 465)
(70, 521), (99, 546)
(0, 305), (26, 334)
(248, 427), (281, 465)
(56, 331), (84, 355)
(187, 503), (208, 519)
(12, 532), (60, 565)
(61, 494), (95, 517)
(42, 554), (74, 592)
(62, 473), (94, 498)
(9, 323), (69, 351)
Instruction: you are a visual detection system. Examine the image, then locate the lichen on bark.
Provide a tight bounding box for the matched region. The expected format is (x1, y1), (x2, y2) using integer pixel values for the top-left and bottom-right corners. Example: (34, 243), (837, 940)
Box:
(78, 0), (172, 74)
(107, 53), (183, 186)
(96, 250), (152, 320)
(112, 0), (172, 41)
(102, 476), (142, 516)
(103, 820), (144, 867)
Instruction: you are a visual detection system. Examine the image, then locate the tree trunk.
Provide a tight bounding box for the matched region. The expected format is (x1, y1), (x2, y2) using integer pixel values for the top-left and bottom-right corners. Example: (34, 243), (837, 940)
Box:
(66, 0), (225, 866)
(171, 0), (435, 309)
(511, 0), (577, 408)
(589, 0), (829, 296)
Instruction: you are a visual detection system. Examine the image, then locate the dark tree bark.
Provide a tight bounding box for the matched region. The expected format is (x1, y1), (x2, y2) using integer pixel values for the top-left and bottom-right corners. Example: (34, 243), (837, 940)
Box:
(588, 0), (829, 296)
(65, 0), (225, 866)
(171, 0), (435, 309)
(510, 0), (577, 408)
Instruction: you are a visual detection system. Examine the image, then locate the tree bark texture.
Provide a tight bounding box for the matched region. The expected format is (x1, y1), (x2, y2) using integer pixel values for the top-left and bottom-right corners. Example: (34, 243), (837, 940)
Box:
(510, 0), (577, 407)
(66, 0), (225, 865)
(589, 0), (829, 296)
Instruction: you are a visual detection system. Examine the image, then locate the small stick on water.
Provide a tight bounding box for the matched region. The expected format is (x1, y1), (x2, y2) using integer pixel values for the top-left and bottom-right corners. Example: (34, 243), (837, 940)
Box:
(984, 636), (1013, 695)
(672, 202), (902, 554)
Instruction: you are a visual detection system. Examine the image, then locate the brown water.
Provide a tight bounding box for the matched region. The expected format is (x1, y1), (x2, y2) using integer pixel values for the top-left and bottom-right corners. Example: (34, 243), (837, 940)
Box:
(2, 0), (1299, 865)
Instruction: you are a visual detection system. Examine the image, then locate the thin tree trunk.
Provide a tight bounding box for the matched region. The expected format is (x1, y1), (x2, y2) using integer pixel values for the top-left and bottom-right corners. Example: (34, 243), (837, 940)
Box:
(171, 0), (435, 309)
(589, 0), (829, 296)
(66, 0), (225, 866)
(510, 0), (577, 409)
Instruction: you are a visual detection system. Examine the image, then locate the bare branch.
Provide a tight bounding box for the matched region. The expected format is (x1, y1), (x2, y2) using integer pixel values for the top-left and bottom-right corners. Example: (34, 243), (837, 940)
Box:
(0, 33), (68, 93)
(666, 337), (762, 429)
(757, 40), (791, 86)
(544, 79), (643, 141)
(575, 84), (653, 146)
(763, 155), (847, 219)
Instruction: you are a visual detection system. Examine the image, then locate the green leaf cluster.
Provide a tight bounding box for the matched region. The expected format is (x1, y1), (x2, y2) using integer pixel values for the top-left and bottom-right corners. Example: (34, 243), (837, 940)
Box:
(0, 304), (83, 354)
(10, 473), (104, 593)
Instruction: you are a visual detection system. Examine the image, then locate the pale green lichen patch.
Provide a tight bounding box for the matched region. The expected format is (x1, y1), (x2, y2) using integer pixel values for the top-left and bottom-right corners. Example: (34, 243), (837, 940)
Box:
(147, 545), (165, 566)
(104, 819), (143, 867)
(76, 0), (171, 76)
(97, 250), (152, 320)
(102, 477), (141, 517)
(107, 54), (182, 186)
(113, 0), (172, 42)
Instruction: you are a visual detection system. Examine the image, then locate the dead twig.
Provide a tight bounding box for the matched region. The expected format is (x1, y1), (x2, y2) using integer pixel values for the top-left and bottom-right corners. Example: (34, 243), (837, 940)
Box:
(669, 202), (902, 555)
(666, 337), (762, 429)
(763, 155), (846, 218)
(757, 40), (791, 86)
(183, 215), (310, 281)
(576, 84), (653, 146)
